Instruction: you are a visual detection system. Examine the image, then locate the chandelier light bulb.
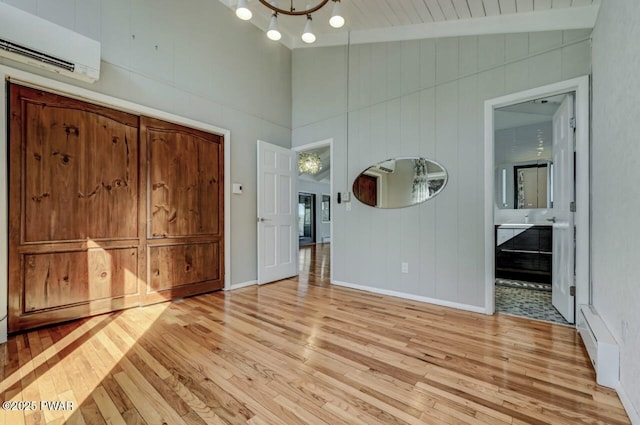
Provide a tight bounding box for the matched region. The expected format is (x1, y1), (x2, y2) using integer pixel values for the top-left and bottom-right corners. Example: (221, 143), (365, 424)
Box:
(235, 1), (347, 44)
(267, 14), (282, 40)
(329, 1), (345, 28)
(298, 153), (323, 174)
(235, 0), (252, 20)
(301, 15), (316, 44)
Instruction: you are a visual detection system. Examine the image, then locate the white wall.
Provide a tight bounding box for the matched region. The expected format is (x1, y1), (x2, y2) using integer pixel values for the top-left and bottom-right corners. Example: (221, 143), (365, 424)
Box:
(292, 30), (591, 310)
(0, 0), (291, 296)
(591, 0), (640, 419)
(298, 179), (331, 242)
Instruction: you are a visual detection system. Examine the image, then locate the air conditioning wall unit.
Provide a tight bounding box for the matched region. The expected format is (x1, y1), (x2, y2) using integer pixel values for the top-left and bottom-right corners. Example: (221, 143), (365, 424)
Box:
(0, 2), (100, 83)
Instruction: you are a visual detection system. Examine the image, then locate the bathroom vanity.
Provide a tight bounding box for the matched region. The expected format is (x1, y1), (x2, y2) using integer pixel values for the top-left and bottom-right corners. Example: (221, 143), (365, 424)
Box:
(495, 224), (552, 284)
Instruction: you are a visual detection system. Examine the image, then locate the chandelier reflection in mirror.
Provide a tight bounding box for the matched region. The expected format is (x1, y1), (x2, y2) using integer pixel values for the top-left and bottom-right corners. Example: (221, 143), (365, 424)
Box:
(235, 0), (345, 44)
(298, 152), (323, 175)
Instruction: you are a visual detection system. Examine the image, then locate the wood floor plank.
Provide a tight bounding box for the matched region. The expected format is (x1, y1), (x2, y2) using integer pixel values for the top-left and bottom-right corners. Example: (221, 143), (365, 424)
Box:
(90, 386), (127, 425)
(120, 409), (146, 425)
(0, 244), (631, 424)
(113, 371), (185, 425)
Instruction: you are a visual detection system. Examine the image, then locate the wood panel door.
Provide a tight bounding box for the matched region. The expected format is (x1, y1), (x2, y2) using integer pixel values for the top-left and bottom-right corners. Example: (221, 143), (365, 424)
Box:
(8, 85), (225, 332)
(8, 83), (143, 332)
(353, 174), (378, 206)
(142, 116), (224, 304)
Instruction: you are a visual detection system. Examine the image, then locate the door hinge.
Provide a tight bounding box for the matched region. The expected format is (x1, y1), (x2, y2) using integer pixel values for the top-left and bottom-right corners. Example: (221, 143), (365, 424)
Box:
(570, 117), (576, 129)
(570, 286), (576, 296)
(570, 201), (576, 212)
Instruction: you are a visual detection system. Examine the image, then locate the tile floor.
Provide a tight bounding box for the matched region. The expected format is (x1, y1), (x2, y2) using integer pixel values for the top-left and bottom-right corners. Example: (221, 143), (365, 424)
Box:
(495, 280), (570, 325)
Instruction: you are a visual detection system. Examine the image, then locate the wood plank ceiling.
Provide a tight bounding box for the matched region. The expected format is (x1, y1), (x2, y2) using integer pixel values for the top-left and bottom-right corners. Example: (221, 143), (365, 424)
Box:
(220, 0), (598, 47)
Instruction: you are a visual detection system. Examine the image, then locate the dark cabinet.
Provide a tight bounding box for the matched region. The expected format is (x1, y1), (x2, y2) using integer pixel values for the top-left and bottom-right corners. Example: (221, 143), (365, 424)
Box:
(495, 226), (552, 283)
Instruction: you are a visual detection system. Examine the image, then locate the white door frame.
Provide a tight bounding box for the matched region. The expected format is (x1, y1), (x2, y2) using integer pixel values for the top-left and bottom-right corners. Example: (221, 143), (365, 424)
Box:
(292, 138), (334, 283)
(484, 76), (590, 317)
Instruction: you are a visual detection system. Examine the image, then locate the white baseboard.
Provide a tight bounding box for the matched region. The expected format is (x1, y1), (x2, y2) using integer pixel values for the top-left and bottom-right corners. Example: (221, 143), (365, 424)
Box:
(226, 280), (257, 291)
(331, 280), (486, 314)
(617, 382), (640, 425)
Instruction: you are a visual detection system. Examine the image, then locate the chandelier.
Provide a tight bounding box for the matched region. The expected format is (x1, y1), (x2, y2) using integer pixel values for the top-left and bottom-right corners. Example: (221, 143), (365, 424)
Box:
(235, 0), (345, 44)
(298, 152), (323, 174)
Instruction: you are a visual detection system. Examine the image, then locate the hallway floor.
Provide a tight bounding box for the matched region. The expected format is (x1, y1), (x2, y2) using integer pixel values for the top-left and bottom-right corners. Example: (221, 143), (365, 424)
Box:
(298, 242), (331, 287)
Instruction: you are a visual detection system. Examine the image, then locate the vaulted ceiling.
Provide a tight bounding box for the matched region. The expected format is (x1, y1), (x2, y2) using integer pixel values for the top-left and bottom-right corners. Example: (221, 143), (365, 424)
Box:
(218, 0), (600, 48)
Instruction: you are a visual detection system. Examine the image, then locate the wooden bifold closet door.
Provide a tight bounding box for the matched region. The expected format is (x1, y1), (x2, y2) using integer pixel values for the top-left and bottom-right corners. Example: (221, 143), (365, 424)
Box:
(8, 83), (224, 332)
(142, 116), (224, 305)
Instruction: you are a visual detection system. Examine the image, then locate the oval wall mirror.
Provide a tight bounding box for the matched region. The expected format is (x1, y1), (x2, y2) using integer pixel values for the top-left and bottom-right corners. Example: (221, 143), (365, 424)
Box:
(352, 157), (448, 209)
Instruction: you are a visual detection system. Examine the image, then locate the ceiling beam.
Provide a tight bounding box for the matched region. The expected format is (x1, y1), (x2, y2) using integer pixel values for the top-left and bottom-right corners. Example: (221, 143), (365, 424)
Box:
(291, 3), (598, 48)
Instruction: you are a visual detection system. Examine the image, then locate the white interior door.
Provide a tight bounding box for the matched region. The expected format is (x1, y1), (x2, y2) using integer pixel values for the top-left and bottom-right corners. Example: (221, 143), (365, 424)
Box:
(257, 140), (298, 284)
(552, 94), (575, 323)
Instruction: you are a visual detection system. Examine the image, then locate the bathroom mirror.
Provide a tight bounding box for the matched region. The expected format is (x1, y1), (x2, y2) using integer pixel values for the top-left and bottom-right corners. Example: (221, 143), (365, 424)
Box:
(494, 94), (562, 210)
(496, 160), (553, 209)
(352, 157), (447, 209)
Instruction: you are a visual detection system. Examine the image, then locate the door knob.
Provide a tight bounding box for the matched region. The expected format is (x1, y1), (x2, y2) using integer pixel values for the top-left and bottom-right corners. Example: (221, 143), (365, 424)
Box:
(546, 217), (556, 223)
(257, 217), (272, 222)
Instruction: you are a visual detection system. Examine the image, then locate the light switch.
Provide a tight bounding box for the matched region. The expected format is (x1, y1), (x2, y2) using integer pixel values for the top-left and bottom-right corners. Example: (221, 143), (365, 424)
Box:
(232, 183), (243, 194)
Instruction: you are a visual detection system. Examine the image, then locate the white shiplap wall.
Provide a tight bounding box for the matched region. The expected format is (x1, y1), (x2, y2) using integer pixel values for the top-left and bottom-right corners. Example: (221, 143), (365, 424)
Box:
(292, 30), (591, 310)
(591, 0), (640, 420)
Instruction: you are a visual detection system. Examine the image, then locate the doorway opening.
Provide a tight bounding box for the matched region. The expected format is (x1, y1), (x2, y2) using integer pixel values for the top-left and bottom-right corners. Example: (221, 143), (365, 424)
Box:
(494, 93), (570, 325)
(293, 138), (333, 282)
(298, 192), (316, 246)
(484, 76), (590, 326)
(298, 243), (331, 288)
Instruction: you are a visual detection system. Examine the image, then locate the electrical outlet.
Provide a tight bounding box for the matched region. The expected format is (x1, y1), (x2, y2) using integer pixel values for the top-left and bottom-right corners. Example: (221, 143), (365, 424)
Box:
(401, 262), (408, 273)
(621, 320), (629, 344)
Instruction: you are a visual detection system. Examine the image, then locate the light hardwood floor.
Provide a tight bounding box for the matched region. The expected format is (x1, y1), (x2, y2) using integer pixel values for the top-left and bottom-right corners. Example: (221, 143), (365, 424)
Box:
(1, 244), (630, 424)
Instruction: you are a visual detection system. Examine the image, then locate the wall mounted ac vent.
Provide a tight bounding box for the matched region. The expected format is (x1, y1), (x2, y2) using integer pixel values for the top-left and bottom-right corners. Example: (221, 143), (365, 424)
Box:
(0, 40), (75, 72)
(375, 160), (396, 173)
(0, 3), (100, 83)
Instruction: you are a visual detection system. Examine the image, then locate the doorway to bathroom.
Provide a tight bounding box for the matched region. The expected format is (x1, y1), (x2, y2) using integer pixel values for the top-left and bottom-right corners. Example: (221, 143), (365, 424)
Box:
(494, 93), (569, 325)
(485, 77), (590, 326)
